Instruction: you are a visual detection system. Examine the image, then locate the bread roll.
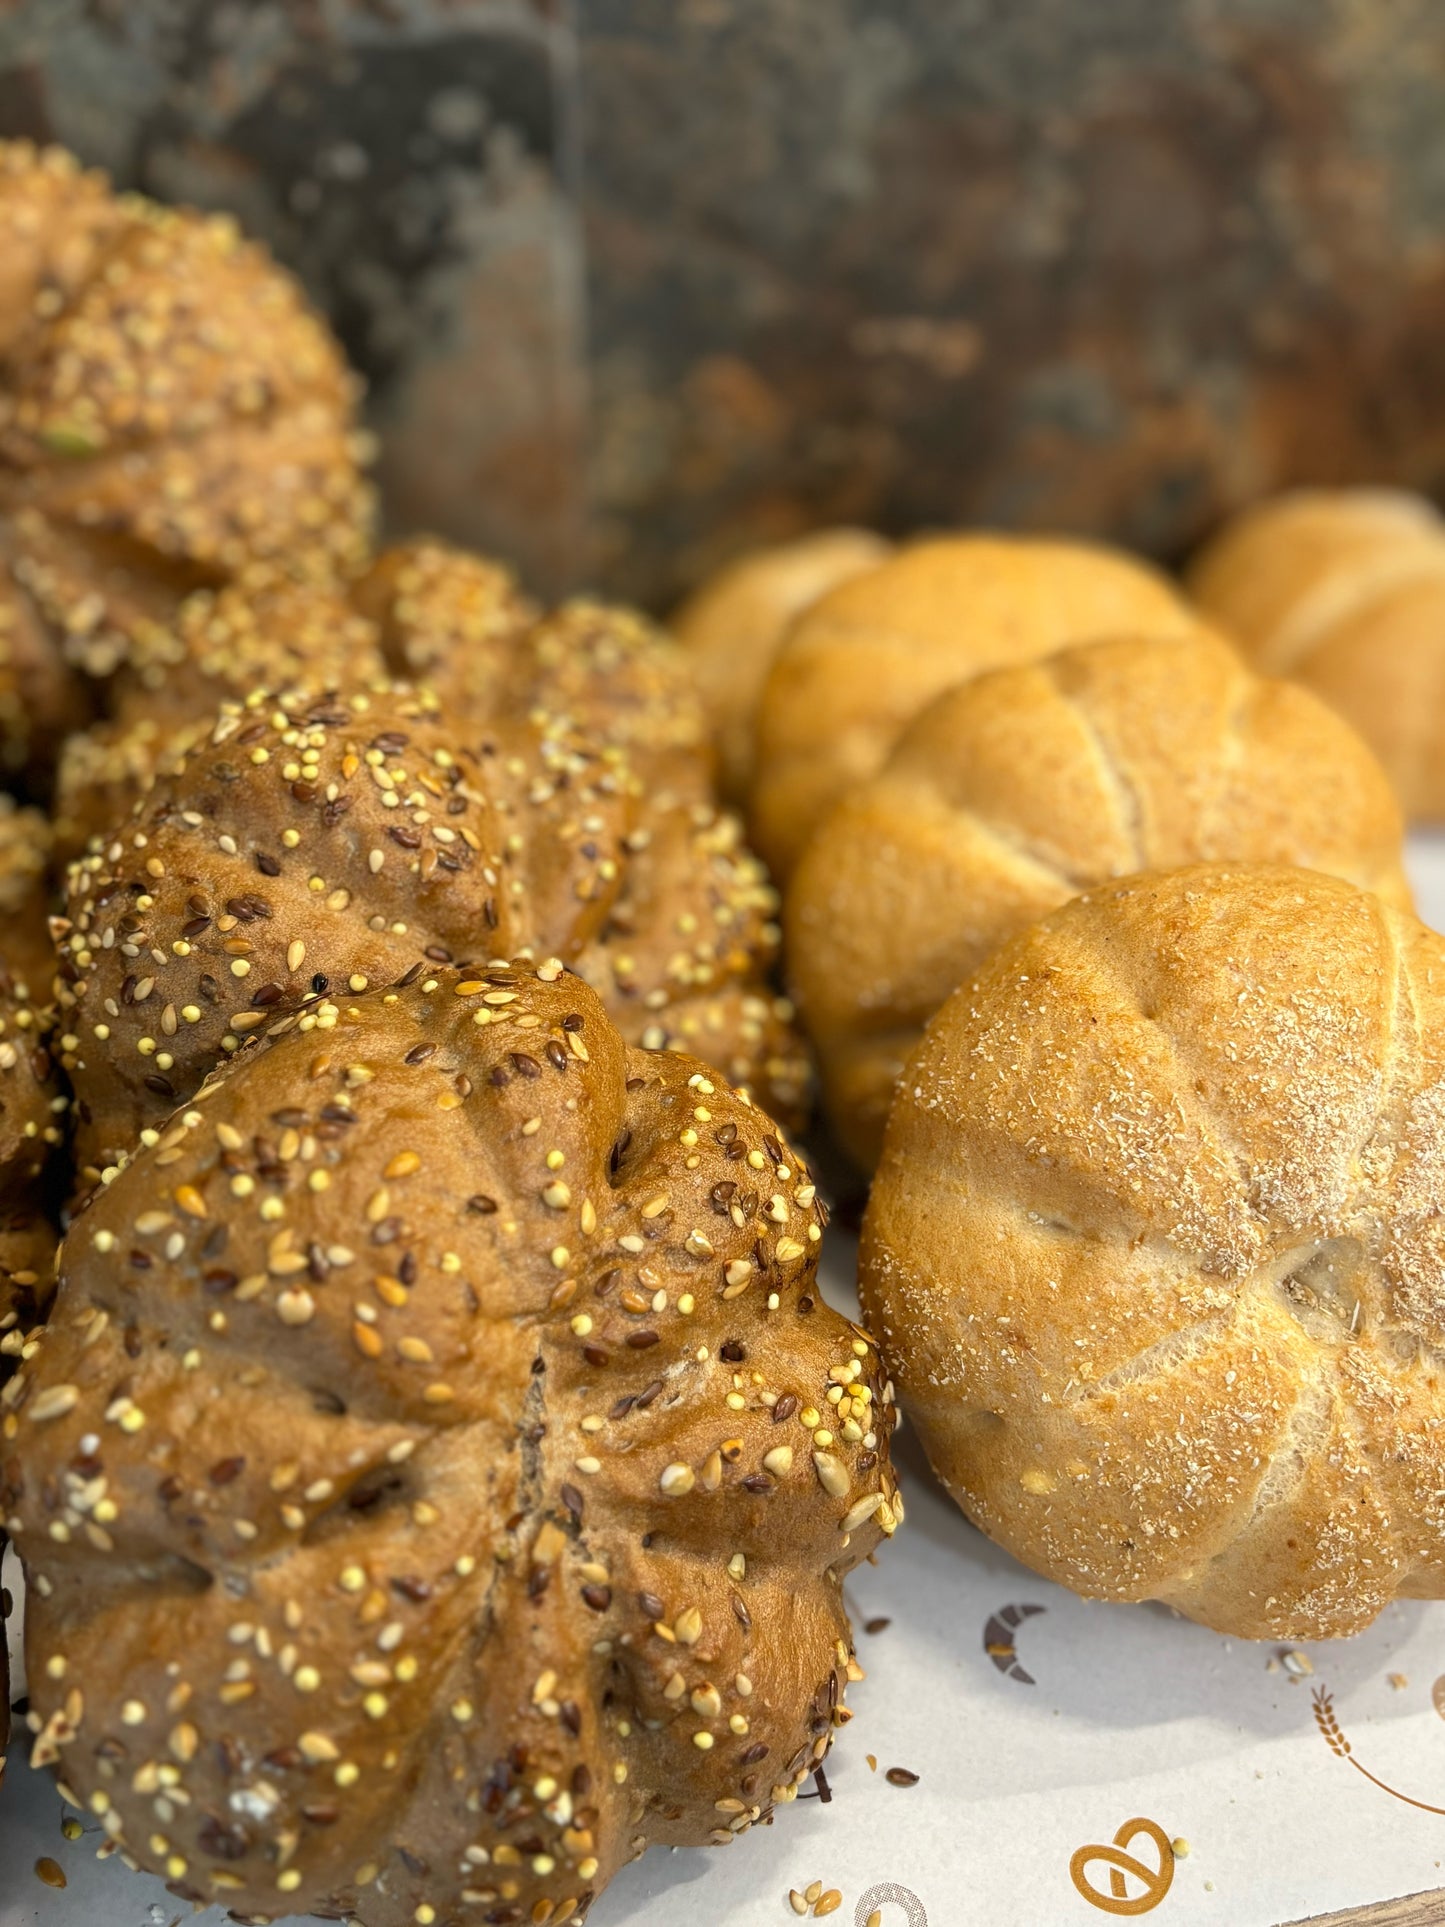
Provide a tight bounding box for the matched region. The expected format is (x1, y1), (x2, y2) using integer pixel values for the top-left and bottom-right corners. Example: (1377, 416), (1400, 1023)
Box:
(671, 528), (891, 806)
(1187, 488), (1445, 820)
(56, 684), (804, 1185)
(51, 583), (386, 860)
(749, 534), (1202, 880)
(0, 797), (61, 1766)
(0, 141), (374, 780)
(788, 631), (1413, 1170)
(0, 796), (60, 1351)
(862, 865), (1445, 1639)
(3, 963), (897, 1922)
(360, 540), (712, 795)
(354, 537), (537, 693)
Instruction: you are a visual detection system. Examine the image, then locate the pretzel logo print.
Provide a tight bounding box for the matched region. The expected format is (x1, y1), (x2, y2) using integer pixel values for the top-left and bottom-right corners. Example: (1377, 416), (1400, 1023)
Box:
(1069, 1817), (1175, 1916)
(853, 1883), (929, 1926)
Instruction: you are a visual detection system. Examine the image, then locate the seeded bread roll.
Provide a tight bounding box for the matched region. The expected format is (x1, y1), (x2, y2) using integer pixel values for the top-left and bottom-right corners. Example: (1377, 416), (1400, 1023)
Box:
(0, 572), (89, 790)
(110, 580), (384, 733)
(788, 631), (1415, 1170)
(575, 796), (808, 1127)
(57, 685), (802, 1184)
(0, 797), (61, 1348)
(354, 539), (538, 698)
(0, 141), (374, 781)
(0, 797), (63, 1765)
(750, 534), (1204, 880)
(53, 713), (205, 870)
(863, 865), (1445, 1639)
(359, 541), (710, 793)
(671, 529), (892, 808)
(1187, 488), (1445, 821)
(52, 583), (387, 861)
(0, 795), (64, 1321)
(522, 601), (714, 794)
(3, 962), (897, 1924)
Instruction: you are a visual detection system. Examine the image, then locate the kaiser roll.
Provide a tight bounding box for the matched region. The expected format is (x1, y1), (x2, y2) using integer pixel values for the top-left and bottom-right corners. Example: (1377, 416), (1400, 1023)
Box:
(3, 962), (897, 1922)
(358, 540), (711, 795)
(56, 684), (805, 1187)
(0, 141), (374, 782)
(789, 631), (1413, 1170)
(51, 582), (386, 861)
(863, 865), (1445, 1640)
(1187, 488), (1445, 820)
(671, 528), (891, 808)
(750, 533), (1202, 880)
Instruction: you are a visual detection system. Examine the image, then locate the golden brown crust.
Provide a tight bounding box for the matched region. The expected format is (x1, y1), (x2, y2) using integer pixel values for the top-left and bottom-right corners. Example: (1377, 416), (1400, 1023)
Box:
(575, 793), (808, 1126)
(0, 794), (61, 1431)
(57, 684), (800, 1182)
(3, 963), (896, 1924)
(0, 141), (374, 779)
(111, 580), (384, 729)
(1187, 489), (1445, 820)
(358, 543), (710, 795)
(671, 529), (892, 808)
(355, 538), (538, 699)
(788, 631), (1414, 1169)
(0, 142), (123, 361)
(0, 550), (91, 787)
(750, 534), (1203, 880)
(0, 793), (63, 1210)
(52, 713), (202, 869)
(52, 584), (388, 860)
(521, 600), (714, 796)
(862, 864), (1445, 1640)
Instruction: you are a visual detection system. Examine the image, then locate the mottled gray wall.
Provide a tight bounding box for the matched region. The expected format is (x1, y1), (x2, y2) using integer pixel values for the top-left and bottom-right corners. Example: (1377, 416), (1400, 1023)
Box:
(4, 0), (1445, 605)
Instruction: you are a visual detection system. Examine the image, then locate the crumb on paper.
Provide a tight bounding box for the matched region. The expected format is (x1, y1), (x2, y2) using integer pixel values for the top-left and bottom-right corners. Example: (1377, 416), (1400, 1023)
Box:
(1388, 1672), (1409, 1690)
(865, 1752), (877, 1771)
(1281, 1649), (1313, 1678)
(1172, 1837), (1191, 1858)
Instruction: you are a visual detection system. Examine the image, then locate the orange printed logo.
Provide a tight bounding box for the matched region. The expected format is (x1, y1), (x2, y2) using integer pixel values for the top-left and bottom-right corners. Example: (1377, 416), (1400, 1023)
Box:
(1069, 1817), (1175, 1916)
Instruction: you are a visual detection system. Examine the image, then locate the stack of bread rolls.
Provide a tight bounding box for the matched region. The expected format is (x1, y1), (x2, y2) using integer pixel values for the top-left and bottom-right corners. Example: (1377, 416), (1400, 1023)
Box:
(4, 128), (1445, 1926)
(675, 491), (1445, 1644)
(0, 143), (897, 1925)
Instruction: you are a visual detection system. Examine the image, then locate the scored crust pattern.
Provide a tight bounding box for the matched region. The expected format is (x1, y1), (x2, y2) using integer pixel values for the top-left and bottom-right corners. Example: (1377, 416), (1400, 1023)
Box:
(55, 684), (806, 1190)
(788, 632), (1414, 1170)
(3, 965), (896, 1924)
(862, 865), (1445, 1639)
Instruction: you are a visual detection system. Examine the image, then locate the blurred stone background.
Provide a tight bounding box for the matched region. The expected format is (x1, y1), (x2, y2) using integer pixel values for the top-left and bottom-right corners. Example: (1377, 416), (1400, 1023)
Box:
(2, 0), (1444, 607)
